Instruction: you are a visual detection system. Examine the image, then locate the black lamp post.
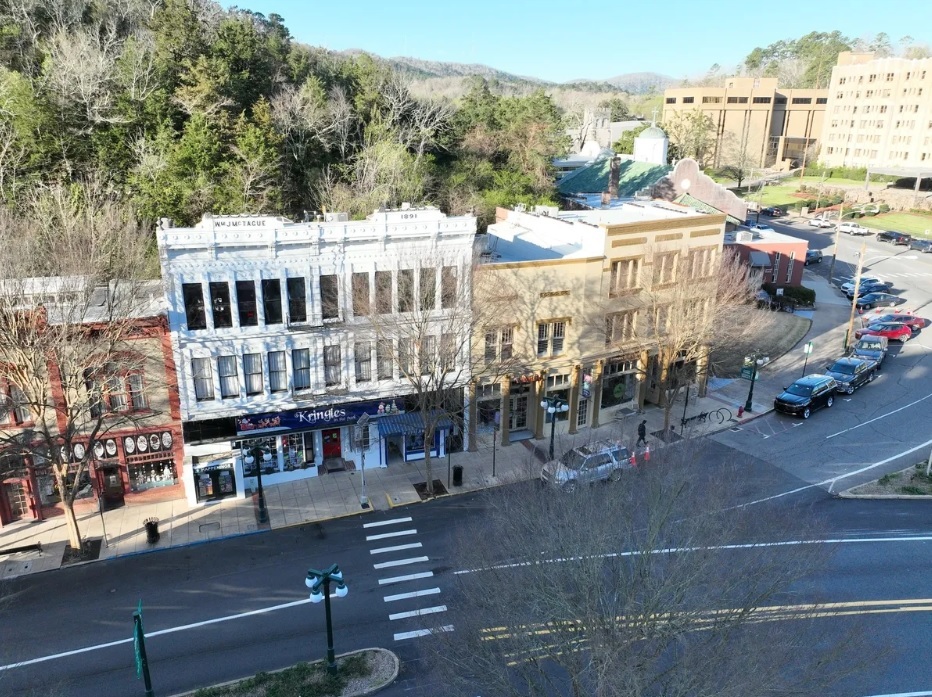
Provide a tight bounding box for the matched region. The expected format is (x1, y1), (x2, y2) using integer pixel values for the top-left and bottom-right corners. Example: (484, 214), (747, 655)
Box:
(540, 395), (569, 460)
(305, 564), (349, 675)
(244, 444), (269, 524)
(744, 352), (765, 413)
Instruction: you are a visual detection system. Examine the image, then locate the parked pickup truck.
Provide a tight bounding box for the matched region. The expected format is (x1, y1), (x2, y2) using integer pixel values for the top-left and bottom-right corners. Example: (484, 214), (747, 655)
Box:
(823, 356), (878, 394)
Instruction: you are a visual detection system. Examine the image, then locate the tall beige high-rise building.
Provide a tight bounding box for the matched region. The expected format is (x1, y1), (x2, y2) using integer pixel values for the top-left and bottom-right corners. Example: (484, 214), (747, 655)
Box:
(663, 77), (827, 170)
(819, 52), (932, 173)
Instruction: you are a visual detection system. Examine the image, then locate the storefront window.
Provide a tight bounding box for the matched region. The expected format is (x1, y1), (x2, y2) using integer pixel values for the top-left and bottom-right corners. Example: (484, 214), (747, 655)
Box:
(282, 433), (309, 471)
(601, 360), (639, 408)
(129, 460), (178, 492)
(545, 388), (570, 423)
(238, 436), (278, 476)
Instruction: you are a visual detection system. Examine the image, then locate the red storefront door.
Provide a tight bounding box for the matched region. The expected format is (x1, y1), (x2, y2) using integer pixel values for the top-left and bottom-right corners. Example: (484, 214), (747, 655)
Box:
(322, 429), (342, 459)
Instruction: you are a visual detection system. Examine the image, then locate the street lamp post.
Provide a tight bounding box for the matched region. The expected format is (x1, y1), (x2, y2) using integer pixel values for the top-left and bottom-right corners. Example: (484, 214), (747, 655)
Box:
(744, 353), (766, 413)
(305, 564), (349, 675)
(540, 395), (569, 460)
(243, 443), (270, 524)
(492, 410), (500, 478)
(801, 341), (814, 377)
(354, 414), (370, 509)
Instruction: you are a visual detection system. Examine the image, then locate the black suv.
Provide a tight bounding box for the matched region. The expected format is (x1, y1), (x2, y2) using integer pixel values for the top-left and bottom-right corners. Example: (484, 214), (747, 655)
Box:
(823, 356), (878, 394)
(774, 374), (838, 419)
(849, 335), (888, 369)
(876, 230), (911, 245)
(804, 249), (822, 265)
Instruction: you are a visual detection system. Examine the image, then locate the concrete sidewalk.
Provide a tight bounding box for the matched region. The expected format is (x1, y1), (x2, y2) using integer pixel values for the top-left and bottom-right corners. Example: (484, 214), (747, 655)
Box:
(0, 269), (853, 579)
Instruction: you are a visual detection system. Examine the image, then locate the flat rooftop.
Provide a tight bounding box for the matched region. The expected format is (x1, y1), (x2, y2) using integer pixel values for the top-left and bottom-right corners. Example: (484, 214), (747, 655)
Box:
(725, 227), (803, 246)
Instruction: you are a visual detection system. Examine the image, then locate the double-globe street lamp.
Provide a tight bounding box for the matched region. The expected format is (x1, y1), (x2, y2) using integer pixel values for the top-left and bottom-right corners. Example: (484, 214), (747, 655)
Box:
(305, 564), (349, 675)
(743, 352), (766, 413)
(540, 395), (569, 460)
(242, 444), (271, 524)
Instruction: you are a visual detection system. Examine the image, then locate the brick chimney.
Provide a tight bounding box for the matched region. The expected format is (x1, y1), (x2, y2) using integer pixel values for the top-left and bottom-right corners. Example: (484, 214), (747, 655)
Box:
(609, 156), (621, 198)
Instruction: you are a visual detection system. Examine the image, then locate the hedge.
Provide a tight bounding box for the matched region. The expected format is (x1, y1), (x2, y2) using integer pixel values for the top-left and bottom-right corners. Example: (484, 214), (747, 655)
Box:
(762, 283), (816, 305)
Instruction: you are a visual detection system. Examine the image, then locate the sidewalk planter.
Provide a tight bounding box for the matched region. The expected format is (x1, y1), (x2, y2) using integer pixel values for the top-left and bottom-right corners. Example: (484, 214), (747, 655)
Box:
(143, 518), (160, 544)
(452, 465), (464, 487)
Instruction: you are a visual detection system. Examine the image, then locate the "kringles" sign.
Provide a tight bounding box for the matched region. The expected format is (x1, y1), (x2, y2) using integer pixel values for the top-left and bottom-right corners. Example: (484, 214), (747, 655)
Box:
(235, 399), (399, 435)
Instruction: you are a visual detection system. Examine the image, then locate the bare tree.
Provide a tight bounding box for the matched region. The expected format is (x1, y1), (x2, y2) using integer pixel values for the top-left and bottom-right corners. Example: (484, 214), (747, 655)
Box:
(424, 443), (870, 697)
(663, 109), (716, 166)
(719, 131), (760, 188)
(0, 184), (156, 551)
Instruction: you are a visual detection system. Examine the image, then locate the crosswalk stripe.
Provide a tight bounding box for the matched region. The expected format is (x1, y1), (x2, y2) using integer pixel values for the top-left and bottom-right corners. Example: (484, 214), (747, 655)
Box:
(384, 588), (441, 603)
(373, 556), (430, 570)
(389, 605), (448, 621)
(394, 625), (454, 641)
(363, 517), (413, 529)
(370, 542), (423, 555)
(378, 571), (434, 585)
(366, 529), (417, 541)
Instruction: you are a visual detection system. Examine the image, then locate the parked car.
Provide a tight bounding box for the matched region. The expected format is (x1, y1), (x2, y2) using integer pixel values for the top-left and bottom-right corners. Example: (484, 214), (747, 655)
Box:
(774, 374), (838, 419)
(749, 223), (775, 233)
(845, 282), (894, 298)
(876, 230), (912, 245)
(855, 322), (913, 342)
(908, 238), (932, 253)
(823, 356), (878, 394)
(849, 335), (888, 369)
(540, 440), (633, 492)
(804, 249), (823, 265)
(810, 217), (834, 228)
(868, 313), (926, 330)
(840, 276), (888, 293)
(854, 292), (906, 309)
(838, 222), (871, 235)
(761, 207), (784, 216)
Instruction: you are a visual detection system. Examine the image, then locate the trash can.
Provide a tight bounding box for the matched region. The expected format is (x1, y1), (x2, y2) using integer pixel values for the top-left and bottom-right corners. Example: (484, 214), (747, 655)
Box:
(144, 518), (160, 544)
(452, 465), (464, 487)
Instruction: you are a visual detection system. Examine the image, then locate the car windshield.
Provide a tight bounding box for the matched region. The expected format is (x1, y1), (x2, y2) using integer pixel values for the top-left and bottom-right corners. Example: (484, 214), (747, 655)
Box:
(559, 450), (586, 469)
(859, 341), (883, 351)
(785, 383), (813, 397)
(829, 362), (855, 375)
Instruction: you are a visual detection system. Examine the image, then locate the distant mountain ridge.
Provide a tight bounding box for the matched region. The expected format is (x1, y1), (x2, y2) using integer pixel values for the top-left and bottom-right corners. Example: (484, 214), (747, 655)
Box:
(341, 50), (675, 94)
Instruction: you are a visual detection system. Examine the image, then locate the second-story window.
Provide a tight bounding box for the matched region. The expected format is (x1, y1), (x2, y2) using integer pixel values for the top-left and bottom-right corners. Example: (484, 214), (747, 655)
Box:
(441, 266), (457, 309)
(377, 340), (393, 380)
(244, 353), (263, 395)
(217, 355), (239, 398)
(485, 327), (513, 364)
(191, 358), (214, 401)
(0, 382), (31, 425)
(398, 269), (414, 312)
(262, 279), (283, 325)
(209, 282), (233, 328)
(537, 321), (565, 357)
(236, 281), (258, 326)
(653, 253), (678, 286)
(292, 349), (311, 390)
(610, 258), (640, 294)
(354, 342), (371, 383)
(375, 271), (392, 314)
(286, 277), (307, 323)
(352, 272), (370, 316)
(268, 351), (287, 392)
(420, 268), (436, 311)
(320, 275), (339, 320)
(182, 283), (207, 330)
(323, 345), (341, 386)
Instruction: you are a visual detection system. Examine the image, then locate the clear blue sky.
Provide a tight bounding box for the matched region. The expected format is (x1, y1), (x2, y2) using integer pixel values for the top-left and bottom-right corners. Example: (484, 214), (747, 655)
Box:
(221, 0), (932, 83)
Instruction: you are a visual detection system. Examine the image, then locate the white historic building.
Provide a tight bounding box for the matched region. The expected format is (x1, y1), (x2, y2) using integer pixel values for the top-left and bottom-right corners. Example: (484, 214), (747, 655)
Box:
(157, 206), (477, 505)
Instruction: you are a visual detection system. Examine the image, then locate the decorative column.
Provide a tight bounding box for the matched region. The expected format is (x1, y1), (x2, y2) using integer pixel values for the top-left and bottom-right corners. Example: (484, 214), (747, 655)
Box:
(467, 380), (478, 452)
(696, 349), (710, 397)
(568, 365), (581, 435)
(590, 360), (604, 428)
(534, 372), (547, 440)
(637, 350), (650, 410)
(499, 377), (511, 447)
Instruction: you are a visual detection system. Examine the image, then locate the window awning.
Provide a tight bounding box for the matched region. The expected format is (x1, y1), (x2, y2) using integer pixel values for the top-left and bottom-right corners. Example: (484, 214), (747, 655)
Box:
(748, 251), (772, 267)
(377, 411), (453, 437)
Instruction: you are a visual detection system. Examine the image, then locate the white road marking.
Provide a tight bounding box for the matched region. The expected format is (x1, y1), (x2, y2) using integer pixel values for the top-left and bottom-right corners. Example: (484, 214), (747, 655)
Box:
(378, 571), (434, 585)
(363, 517), (413, 529)
(366, 529), (417, 541)
(370, 542), (423, 555)
(394, 625), (454, 641)
(389, 605), (448, 621)
(859, 692), (932, 697)
(373, 556), (430, 569)
(384, 588), (442, 603)
(826, 391), (932, 439)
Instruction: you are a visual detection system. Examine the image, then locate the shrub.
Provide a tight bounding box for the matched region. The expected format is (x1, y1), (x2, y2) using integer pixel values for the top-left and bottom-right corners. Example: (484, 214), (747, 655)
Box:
(878, 204), (891, 213)
(761, 283), (815, 305)
(878, 473), (896, 486)
(900, 486), (928, 496)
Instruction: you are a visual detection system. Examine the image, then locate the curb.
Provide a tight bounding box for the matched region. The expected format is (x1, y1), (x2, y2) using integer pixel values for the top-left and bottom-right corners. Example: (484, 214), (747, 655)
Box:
(837, 492), (932, 500)
(166, 646), (399, 697)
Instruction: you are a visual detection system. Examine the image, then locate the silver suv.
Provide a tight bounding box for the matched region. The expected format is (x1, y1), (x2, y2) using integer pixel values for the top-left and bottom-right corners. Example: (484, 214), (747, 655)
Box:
(540, 440), (633, 492)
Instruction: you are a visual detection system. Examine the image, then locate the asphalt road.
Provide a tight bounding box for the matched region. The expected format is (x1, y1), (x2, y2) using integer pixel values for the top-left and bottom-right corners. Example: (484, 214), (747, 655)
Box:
(3, 446), (932, 697)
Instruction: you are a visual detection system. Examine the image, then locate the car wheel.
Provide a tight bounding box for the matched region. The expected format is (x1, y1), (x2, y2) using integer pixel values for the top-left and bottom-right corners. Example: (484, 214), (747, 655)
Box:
(826, 396), (834, 408)
(846, 385), (855, 395)
(868, 371), (875, 382)
(802, 407), (811, 419)
(562, 480), (577, 493)
(608, 468), (622, 483)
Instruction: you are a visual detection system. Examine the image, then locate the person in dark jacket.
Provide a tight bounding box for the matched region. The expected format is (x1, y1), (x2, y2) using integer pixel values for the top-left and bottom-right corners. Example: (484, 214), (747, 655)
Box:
(636, 420), (647, 447)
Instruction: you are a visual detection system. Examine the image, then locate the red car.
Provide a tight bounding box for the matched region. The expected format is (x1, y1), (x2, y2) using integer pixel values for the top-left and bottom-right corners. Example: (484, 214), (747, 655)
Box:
(868, 313), (926, 330)
(855, 322), (913, 342)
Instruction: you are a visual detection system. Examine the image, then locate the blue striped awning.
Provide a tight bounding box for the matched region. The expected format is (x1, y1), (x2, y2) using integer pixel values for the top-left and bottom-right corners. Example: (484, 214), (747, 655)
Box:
(376, 411), (453, 437)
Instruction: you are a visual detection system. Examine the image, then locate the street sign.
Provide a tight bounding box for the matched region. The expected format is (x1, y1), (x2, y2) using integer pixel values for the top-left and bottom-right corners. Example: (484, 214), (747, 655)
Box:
(803, 341), (814, 355)
(740, 365), (754, 380)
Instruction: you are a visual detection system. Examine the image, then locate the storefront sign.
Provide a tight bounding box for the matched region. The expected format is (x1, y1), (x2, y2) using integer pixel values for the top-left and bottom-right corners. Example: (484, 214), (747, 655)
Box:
(235, 399), (400, 435)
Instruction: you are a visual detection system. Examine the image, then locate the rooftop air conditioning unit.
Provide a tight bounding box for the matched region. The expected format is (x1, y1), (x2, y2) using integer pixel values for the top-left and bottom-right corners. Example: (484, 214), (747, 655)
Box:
(324, 212), (348, 222)
(735, 231), (753, 242)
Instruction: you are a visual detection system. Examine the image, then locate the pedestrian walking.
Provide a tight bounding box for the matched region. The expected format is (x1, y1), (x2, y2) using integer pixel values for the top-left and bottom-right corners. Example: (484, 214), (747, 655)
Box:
(636, 419), (648, 447)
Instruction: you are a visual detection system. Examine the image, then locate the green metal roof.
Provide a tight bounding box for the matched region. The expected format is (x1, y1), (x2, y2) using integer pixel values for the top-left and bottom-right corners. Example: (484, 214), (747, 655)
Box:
(674, 193), (743, 226)
(557, 158), (672, 197)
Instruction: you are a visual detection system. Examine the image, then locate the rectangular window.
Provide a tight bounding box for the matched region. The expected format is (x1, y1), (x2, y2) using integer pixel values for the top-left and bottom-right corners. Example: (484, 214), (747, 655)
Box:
(320, 275), (339, 320)
(610, 258), (640, 293)
(192, 358), (214, 401)
(398, 338), (414, 375)
(653, 305), (671, 335)
(816, 97), (827, 104)
(792, 97), (812, 104)
(209, 282), (233, 328)
(537, 321), (566, 357)
(665, 97), (676, 104)
(420, 268), (436, 311)
(606, 311), (637, 345)
(420, 336), (436, 374)
(374, 271), (392, 314)
(243, 353), (263, 395)
(681, 96), (694, 103)
(689, 248), (715, 278)
(441, 266), (457, 309)
(218, 355), (239, 398)
(485, 327), (514, 364)
(752, 96), (771, 104)
(775, 97), (787, 104)
(577, 396), (588, 427)
(397, 269), (414, 312)
(292, 349), (311, 390)
(323, 345), (341, 386)
(701, 96), (721, 104)
(268, 351), (287, 392)
(352, 272), (370, 316)
(786, 254), (795, 283)
(653, 253), (677, 285)
(182, 283), (207, 330)
(261, 279), (282, 325)
(127, 374), (147, 410)
(440, 333), (455, 373)
(105, 373), (127, 412)
(354, 342), (372, 383)
(236, 281), (258, 326)
(377, 340), (393, 380)
(286, 277), (307, 323)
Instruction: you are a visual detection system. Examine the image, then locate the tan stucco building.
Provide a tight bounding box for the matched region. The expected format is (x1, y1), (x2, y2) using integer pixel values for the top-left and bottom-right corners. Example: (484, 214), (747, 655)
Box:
(469, 202), (725, 449)
(819, 52), (932, 174)
(663, 77), (827, 169)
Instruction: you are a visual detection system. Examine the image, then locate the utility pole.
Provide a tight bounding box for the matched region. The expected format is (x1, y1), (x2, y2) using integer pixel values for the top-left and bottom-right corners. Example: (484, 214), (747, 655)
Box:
(843, 242), (868, 351)
(828, 198), (846, 283)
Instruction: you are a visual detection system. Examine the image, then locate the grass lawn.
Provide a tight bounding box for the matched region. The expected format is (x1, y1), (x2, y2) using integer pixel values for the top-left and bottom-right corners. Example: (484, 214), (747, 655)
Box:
(847, 463), (932, 497)
(737, 176), (887, 209)
(710, 311), (811, 378)
(855, 212), (932, 237)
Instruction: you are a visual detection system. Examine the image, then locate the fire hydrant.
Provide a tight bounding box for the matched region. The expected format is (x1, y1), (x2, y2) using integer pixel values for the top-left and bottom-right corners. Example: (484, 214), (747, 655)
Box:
(737, 405), (745, 418)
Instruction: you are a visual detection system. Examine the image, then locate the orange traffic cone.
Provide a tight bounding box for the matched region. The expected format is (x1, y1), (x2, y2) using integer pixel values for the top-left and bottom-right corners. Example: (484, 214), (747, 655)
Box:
(643, 444), (651, 462)
(630, 453), (637, 468)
